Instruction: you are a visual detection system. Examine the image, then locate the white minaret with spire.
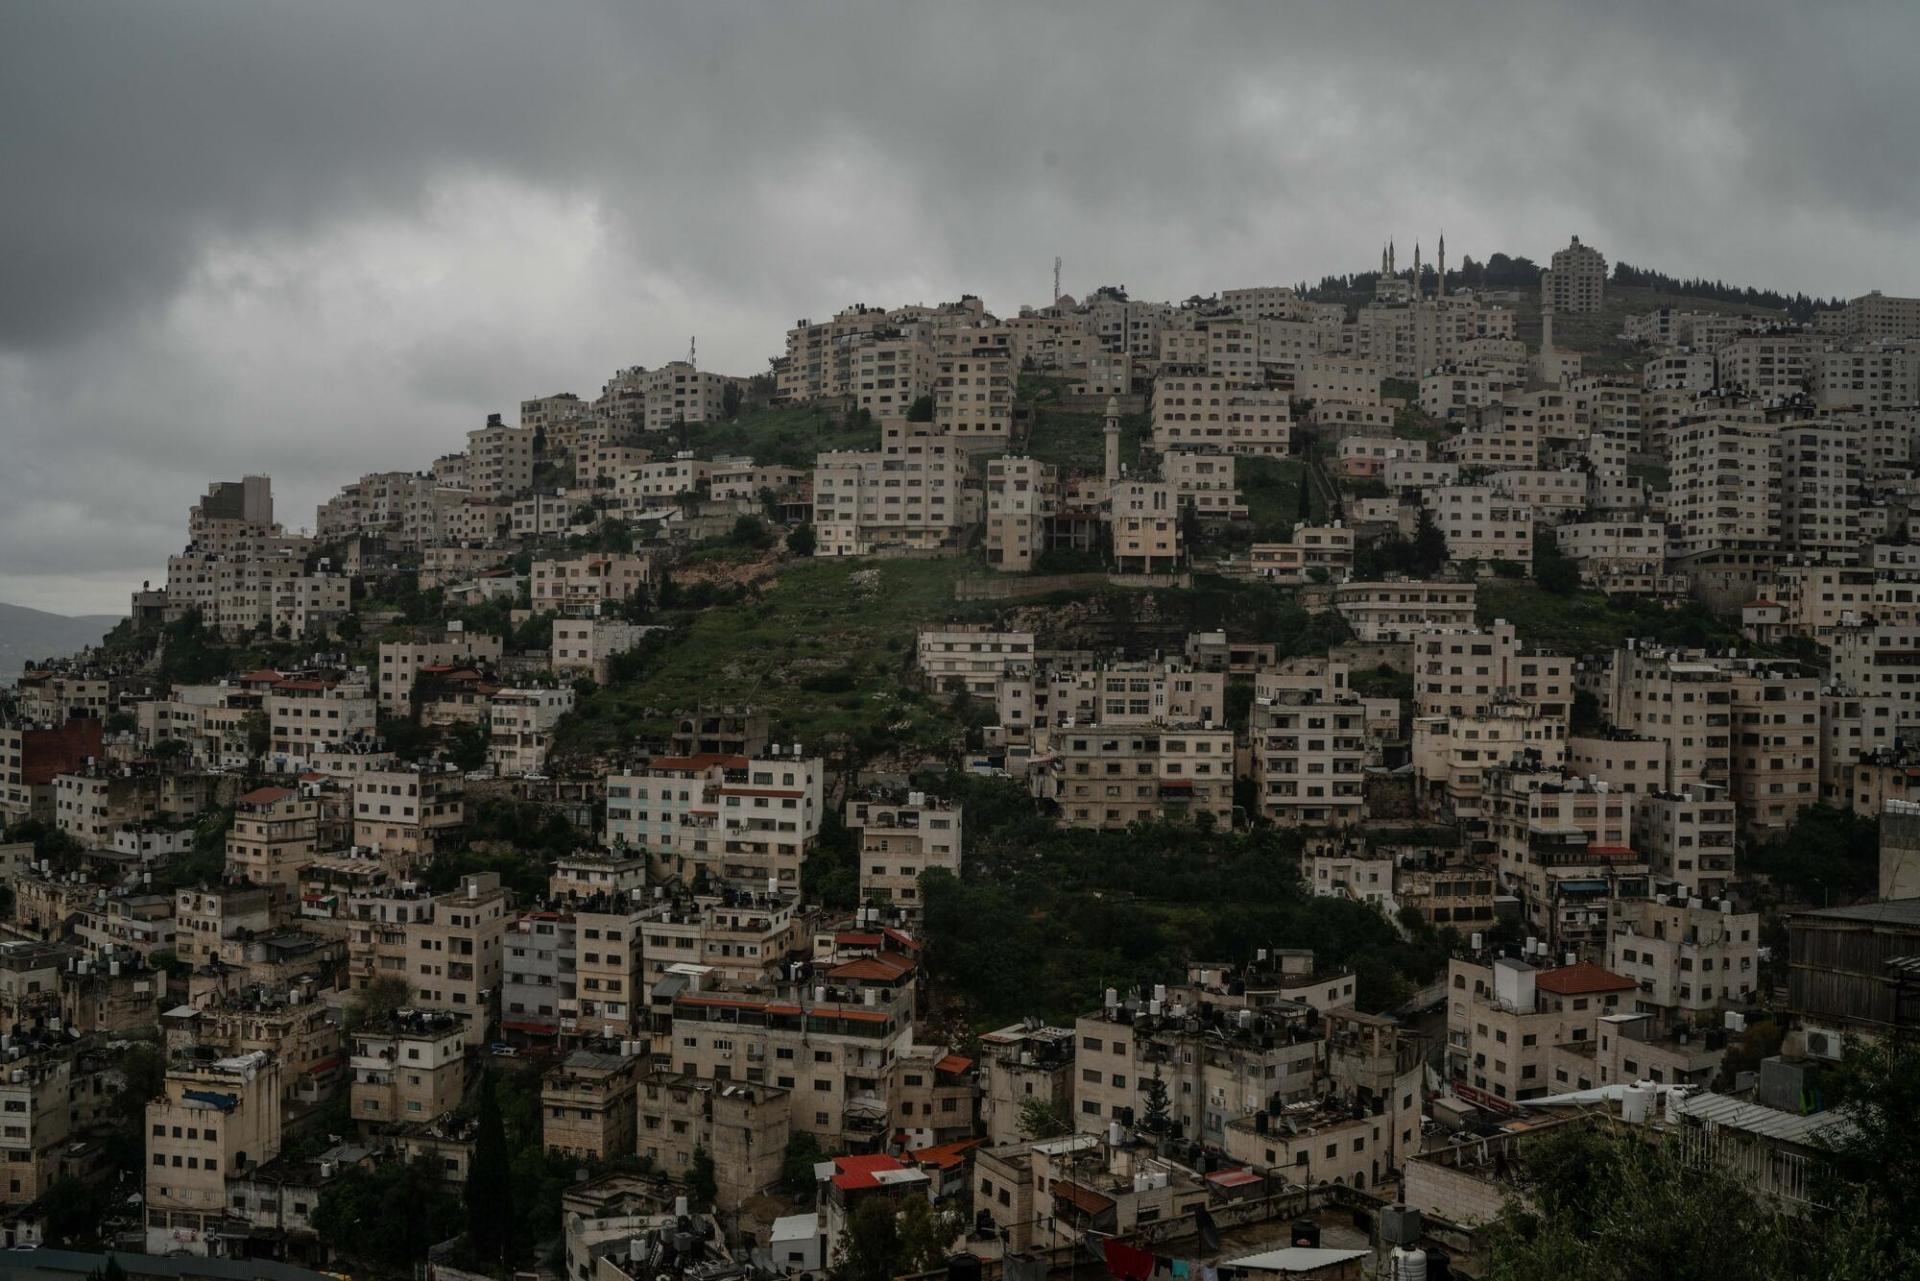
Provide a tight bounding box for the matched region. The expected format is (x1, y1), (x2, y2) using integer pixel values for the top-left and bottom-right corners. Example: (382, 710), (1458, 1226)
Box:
(1538, 270), (1558, 384)
(1437, 232), (1447, 298)
(1104, 396), (1122, 489)
(1413, 241), (1422, 300)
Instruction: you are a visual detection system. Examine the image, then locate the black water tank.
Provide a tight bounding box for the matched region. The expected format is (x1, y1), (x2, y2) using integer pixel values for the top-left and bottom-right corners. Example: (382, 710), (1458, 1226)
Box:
(947, 1253), (984, 1281)
(1291, 1219), (1321, 1248)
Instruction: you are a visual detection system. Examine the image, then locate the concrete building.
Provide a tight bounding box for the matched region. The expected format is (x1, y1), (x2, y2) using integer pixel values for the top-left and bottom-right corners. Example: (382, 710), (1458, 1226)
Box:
(531, 553), (653, 614)
(916, 627), (1036, 699)
(1426, 485), (1534, 565)
(1414, 622), (1572, 722)
(1331, 580), (1478, 642)
(1631, 785), (1738, 901)
(466, 417), (535, 500)
(1543, 237), (1606, 314)
(984, 456), (1056, 573)
(542, 1049), (642, 1161)
(1048, 725), (1234, 830)
(350, 1008), (469, 1126)
(144, 1051), (283, 1255)
(846, 790), (961, 921)
(1607, 644), (1733, 793)
(223, 786), (318, 905)
(1445, 957), (1634, 1106)
(813, 421), (971, 556)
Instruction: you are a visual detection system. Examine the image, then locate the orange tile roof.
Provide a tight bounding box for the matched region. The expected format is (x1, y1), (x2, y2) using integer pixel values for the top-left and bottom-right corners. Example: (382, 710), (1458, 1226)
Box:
(238, 786), (296, 806)
(1536, 962), (1637, 996)
(909, 1138), (982, 1171)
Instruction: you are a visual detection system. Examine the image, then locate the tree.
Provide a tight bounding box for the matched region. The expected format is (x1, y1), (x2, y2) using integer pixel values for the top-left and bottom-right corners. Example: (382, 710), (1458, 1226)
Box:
(446, 721), (490, 773)
(344, 976), (410, 1033)
(465, 1070), (516, 1271)
(722, 382), (744, 420)
(687, 1145), (718, 1212)
(781, 1132), (826, 1197)
(1018, 1097), (1071, 1141)
(1409, 506), (1449, 575)
(837, 1197), (958, 1281)
(787, 523), (817, 556)
(1533, 528), (1580, 595)
(1140, 1068), (1172, 1134)
(40, 1177), (109, 1247)
(906, 394), (934, 422)
(316, 1157), (463, 1273)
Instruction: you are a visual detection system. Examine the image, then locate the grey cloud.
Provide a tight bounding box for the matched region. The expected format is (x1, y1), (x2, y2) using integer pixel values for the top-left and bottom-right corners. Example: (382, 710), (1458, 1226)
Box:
(3, 0), (1918, 612)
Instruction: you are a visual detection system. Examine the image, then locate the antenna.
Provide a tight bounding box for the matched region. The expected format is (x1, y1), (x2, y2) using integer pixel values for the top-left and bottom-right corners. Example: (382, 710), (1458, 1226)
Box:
(688, 335), (696, 369)
(1053, 256), (1062, 303)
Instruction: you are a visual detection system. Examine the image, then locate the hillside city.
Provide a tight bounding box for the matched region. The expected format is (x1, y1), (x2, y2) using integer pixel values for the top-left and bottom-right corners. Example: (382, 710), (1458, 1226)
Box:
(5, 240), (1920, 1281)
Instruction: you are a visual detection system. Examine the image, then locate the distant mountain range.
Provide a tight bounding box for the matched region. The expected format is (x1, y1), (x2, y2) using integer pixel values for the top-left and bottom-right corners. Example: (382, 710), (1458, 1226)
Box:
(0, 601), (121, 682)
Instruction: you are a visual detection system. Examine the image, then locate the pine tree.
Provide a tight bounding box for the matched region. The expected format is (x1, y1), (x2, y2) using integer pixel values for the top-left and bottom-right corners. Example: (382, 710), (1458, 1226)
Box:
(688, 1145), (718, 1212)
(465, 1069), (515, 1273)
(1141, 1068), (1172, 1134)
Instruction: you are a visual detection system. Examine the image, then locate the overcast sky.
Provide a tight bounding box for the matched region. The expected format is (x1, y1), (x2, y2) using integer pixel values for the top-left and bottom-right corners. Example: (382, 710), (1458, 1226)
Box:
(4, 1), (1916, 615)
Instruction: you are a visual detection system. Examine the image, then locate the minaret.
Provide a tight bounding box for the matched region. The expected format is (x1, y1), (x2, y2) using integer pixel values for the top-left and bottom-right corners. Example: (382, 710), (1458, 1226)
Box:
(1538, 270), (1557, 384)
(1381, 243), (1388, 276)
(1438, 233), (1447, 298)
(1388, 240), (1396, 277)
(1413, 241), (1422, 299)
(1104, 396), (1122, 488)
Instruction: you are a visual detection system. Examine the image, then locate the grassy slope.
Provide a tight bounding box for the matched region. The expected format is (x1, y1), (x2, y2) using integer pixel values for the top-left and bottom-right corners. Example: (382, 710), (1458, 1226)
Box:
(556, 558), (991, 756)
(1238, 457), (1327, 537)
(1017, 373), (1150, 471)
(1478, 580), (1745, 656)
(691, 404), (880, 468)
(1510, 283), (1788, 374)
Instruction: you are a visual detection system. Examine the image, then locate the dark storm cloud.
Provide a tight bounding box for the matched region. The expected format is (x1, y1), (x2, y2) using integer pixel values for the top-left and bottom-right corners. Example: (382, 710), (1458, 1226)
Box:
(2, 0), (1916, 611)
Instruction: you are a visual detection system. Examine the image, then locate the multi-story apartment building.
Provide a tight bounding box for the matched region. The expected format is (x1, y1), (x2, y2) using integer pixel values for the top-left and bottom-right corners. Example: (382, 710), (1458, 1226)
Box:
(1247, 524), (1355, 584)
(846, 790), (962, 920)
(1160, 450), (1246, 520)
(1071, 995), (1324, 1142)
(635, 1072), (790, 1209)
(1414, 622), (1573, 722)
(1250, 680), (1374, 829)
(0, 1051), (70, 1208)
(934, 325), (1014, 449)
(351, 765), (466, 871)
(172, 884), (273, 969)
(1725, 660), (1820, 834)
(1110, 481), (1181, 573)
(1714, 332), (1816, 400)
(1331, 580), (1478, 642)
(350, 1008), (470, 1126)
(0, 718), (103, 826)
(349, 873), (511, 1040)
(1425, 485), (1534, 565)
(1149, 371), (1291, 456)
(1607, 892), (1760, 1022)
(466, 416), (535, 500)
(813, 421), (970, 556)
(636, 889), (808, 986)
(916, 627), (1036, 698)
(1047, 725), (1234, 829)
(667, 968), (915, 1148)
(1631, 785), (1738, 901)
(1775, 424), (1862, 563)
(1542, 237), (1606, 313)
(976, 1021), (1077, 1146)
(375, 629), (503, 713)
(144, 1051), (282, 1255)
(265, 674), (376, 770)
(531, 553), (653, 614)
(223, 786), (318, 905)
(984, 456), (1056, 573)
(1412, 700), (1568, 828)
(1445, 956), (1635, 1105)
(489, 687), (575, 777)
(543, 1049), (642, 1161)
(1484, 763), (1639, 956)
(1607, 644), (1733, 793)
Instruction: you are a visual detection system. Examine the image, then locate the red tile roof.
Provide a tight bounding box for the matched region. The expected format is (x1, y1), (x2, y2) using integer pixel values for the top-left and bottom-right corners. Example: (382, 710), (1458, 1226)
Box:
(830, 1153), (910, 1190)
(1536, 962), (1636, 996)
(934, 1053), (974, 1076)
(238, 786), (296, 806)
